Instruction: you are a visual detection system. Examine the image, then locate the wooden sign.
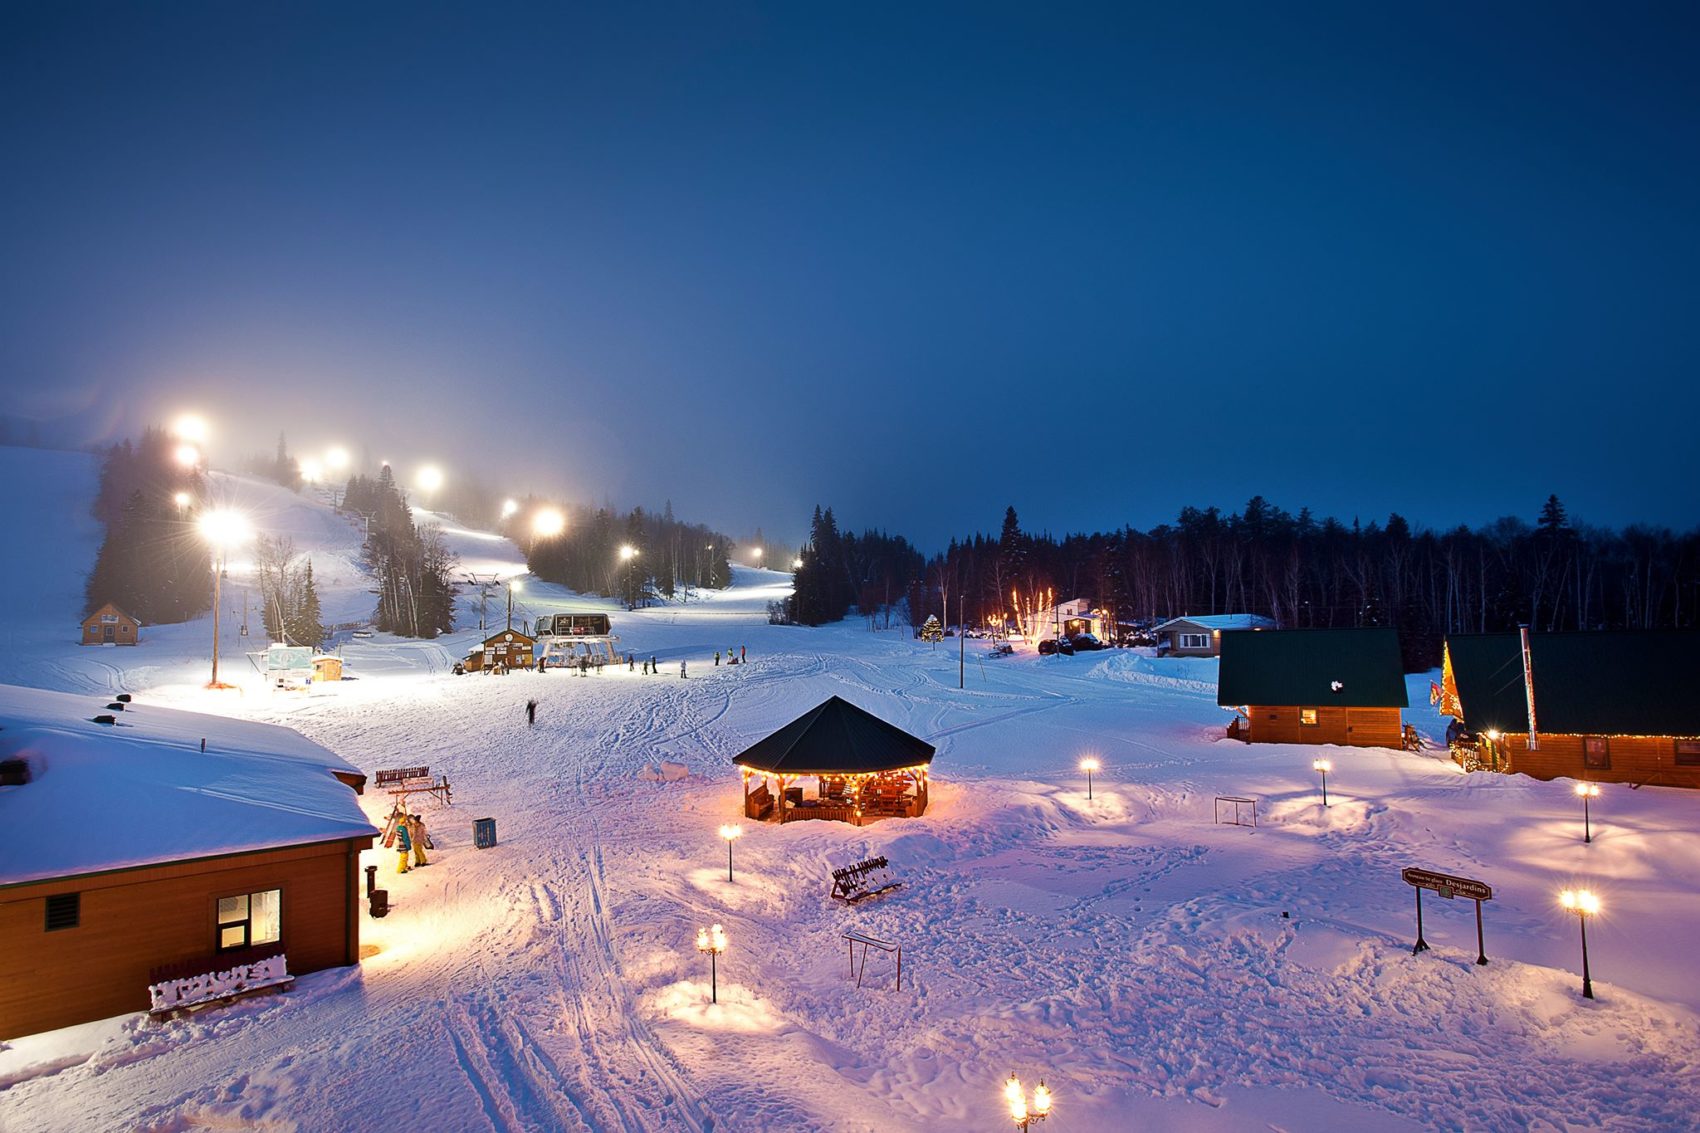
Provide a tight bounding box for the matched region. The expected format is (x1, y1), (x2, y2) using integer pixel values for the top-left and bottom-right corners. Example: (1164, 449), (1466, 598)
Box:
(1401, 868), (1492, 902)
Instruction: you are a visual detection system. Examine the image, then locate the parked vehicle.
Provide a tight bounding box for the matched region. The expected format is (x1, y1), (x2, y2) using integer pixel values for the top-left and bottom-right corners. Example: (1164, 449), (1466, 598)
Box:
(989, 642), (1015, 657)
(1037, 639), (1059, 655)
(1068, 633), (1104, 651)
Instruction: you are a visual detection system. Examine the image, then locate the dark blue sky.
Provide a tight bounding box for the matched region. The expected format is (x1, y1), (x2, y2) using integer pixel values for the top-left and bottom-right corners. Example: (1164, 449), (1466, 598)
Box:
(3, 3), (1696, 550)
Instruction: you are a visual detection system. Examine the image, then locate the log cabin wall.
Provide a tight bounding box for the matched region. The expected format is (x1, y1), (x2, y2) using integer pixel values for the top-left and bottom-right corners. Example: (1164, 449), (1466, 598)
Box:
(1247, 705), (1404, 747)
(0, 838), (368, 1039)
(1494, 733), (1700, 789)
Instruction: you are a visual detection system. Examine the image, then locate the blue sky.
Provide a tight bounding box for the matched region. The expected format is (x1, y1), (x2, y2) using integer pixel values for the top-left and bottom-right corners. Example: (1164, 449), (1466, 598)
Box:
(3, 3), (1696, 549)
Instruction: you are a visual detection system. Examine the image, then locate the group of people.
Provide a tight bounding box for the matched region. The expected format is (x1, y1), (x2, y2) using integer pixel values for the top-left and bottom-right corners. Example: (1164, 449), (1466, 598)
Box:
(714, 645), (749, 667)
(383, 808), (433, 874)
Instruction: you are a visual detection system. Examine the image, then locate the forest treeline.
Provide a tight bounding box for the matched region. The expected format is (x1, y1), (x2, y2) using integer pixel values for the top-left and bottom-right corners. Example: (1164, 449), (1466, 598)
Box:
(519, 500), (734, 607)
(83, 428), (211, 623)
(342, 468), (458, 638)
(790, 495), (1700, 670)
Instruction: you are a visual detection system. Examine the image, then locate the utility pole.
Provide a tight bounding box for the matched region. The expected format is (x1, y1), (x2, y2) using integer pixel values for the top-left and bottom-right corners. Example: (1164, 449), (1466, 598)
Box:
(464, 573), (498, 633)
(959, 593), (965, 689)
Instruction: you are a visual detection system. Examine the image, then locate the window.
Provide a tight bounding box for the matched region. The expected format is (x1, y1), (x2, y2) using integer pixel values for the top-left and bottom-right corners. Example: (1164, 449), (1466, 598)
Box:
(1299, 708), (1320, 727)
(45, 893), (80, 931)
(1676, 740), (1700, 767)
(1582, 736), (1611, 771)
(216, 889), (282, 951)
(1179, 633), (1210, 650)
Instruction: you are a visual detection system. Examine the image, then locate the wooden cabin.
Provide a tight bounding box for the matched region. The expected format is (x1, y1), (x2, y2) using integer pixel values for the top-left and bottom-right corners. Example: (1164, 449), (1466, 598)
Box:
(463, 628), (536, 672)
(1441, 631), (1700, 789)
(0, 684), (376, 1039)
(1218, 627), (1408, 746)
(734, 696), (935, 825)
(80, 602), (140, 646)
(1154, 614), (1275, 657)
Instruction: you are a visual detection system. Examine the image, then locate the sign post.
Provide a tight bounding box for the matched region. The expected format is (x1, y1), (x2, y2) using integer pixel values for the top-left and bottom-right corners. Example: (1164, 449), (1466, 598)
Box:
(1400, 867), (1493, 965)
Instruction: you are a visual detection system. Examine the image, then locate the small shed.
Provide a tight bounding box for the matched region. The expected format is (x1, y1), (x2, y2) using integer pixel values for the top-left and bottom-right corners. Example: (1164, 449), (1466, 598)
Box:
(1218, 628), (1408, 746)
(464, 629), (535, 672)
(1154, 614), (1275, 657)
(80, 602), (141, 646)
(734, 696), (935, 825)
(1441, 631), (1700, 788)
(312, 655), (344, 683)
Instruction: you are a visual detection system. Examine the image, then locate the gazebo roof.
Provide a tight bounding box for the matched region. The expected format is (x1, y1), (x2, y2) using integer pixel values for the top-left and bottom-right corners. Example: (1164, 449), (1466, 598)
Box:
(733, 696), (936, 776)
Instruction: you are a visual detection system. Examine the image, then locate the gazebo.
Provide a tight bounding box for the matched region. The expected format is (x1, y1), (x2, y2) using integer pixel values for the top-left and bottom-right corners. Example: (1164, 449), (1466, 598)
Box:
(733, 696), (935, 825)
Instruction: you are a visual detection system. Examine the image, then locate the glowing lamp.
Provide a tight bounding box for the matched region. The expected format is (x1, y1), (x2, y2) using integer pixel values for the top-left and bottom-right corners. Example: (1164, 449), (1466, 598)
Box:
(324, 446), (350, 471)
(300, 457), (323, 483)
(620, 544), (638, 561)
(197, 509), (252, 550)
(173, 443), (201, 468)
(173, 491), (192, 511)
(532, 508), (565, 539)
(416, 465), (445, 493)
(172, 414), (208, 443)
(502, 498), (519, 519)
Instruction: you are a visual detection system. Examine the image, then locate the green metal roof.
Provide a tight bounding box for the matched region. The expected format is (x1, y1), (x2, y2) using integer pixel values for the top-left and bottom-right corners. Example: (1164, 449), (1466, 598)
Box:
(733, 696), (936, 775)
(1446, 631), (1700, 737)
(1217, 628), (1408, 708)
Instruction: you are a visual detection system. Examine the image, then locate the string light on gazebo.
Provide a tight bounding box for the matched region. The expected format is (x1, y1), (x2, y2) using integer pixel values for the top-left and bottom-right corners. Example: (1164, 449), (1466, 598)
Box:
(1004, 1073), (1053, 1129)
(718, 824), (743, 882)
(695, 923), (728, 1004)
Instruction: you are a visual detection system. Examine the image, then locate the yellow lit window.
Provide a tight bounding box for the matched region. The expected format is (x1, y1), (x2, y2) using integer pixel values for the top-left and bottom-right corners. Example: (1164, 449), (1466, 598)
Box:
(1299, 708), (1319, 727)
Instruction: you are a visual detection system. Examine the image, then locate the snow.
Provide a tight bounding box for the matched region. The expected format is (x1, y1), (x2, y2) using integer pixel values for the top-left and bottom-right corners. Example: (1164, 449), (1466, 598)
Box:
(0, 684), (375, 886)
(2, 444), (1699, 1132)
(1153, 614), (1278, 632)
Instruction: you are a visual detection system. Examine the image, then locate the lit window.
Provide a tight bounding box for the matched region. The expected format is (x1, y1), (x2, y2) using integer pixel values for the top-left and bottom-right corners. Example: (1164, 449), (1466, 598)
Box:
(1179, 633), (1210, 650)
(1299, 708), (1319, 727)
(1676, 740), (1700, 767)
(1582, 736), (1611, 771)
(216, 889), (282, 951)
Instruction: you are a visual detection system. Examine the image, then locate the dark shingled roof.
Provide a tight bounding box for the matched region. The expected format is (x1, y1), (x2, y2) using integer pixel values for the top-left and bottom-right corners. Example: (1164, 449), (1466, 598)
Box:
(733, 696), (936, 775)
(1217, 628), (1408, 709)
(1446, 631), (1700, 737)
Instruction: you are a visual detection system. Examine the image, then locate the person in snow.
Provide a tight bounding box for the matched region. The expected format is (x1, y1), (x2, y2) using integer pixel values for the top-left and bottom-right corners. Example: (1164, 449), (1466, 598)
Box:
(715, 650), (721, 666)
(628, 655), (635, 672)
(680, 659), (687, 679)
(537, 655), (546, 673)
(407, 813), (429, 867)
(642, 658), (649, 675)
(526, 699), (538, 726)
(393, 815), (413, 874)
(740, 645), (746, 664)
(650, 655), (657, 674)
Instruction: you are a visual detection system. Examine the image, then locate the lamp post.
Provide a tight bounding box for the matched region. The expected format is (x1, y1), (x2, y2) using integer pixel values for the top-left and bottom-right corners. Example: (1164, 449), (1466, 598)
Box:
(173, 491), (191, 515)
(1079, 757), (1101, 801)
(1004, 1073), (1053, 1130)
(719, 824), (743, 882)
(197, 510), (251, 689)
(1313, 758), (1332, 807)
(502, 498), (519, 520)
(1574, 782), (1600, 844)
(530, 507), (565, 557)
(324, 446), (350, 506)
(1559, 888), (1600, 999)
(695, 923), (728, 1003)
(173, 443), (201, 470)
(619, 544), (638, 609)
(506, 578), (521, 631)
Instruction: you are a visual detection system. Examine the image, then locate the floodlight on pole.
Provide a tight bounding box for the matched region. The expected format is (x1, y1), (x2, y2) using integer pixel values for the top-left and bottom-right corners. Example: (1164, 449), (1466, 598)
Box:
(502, 498), (519, 519)
(173, 491), (192, 514)
(174, 443), (201, 469)
(719, 824), (743, 882)
(1574, 782), (1600, 844)
(416, 464), (445, 495)
(324, 446), (350, 472)
(197, 509), (252, 688)
(1313, 758), (1332, 807)
(172, 414), (209, 443)
(299, 457), (323, 484)
(695, 923), (728, 1003)
(530, 508), (565, 557)
(1559, 888), (1600, 999)
(1079, 757), (1101, 801)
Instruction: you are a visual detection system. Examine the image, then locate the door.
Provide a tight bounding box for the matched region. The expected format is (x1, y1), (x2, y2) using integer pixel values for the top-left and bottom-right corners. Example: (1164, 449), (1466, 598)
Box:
(103, 625), (115, 643)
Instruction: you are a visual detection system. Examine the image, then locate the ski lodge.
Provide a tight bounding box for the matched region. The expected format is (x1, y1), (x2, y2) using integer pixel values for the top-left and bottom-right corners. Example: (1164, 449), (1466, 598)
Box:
(1217, 627), (1408, 746)
(463, 628), (536, 672)
(734, 696), (935, 825)
(1439, 631), (1700, 789)
(0, 684), (376, 1039)
(80, 602), (141, 646)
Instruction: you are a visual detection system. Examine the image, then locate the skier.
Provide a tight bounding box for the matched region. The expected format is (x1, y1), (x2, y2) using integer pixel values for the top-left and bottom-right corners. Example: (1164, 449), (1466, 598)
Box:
(628, 655), (635, 672)
(740, 645), (746, 664)
(650, 655), (657, 675)
(715, 650), (721, 666)
(526, 699), (537, 726)
(642, 658), (650, 675)
(680, 659), (687, 679)
(393, 815), (413, 874)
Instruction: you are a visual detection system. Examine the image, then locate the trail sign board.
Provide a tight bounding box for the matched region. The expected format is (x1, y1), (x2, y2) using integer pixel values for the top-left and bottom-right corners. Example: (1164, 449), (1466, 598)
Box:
(1401, 868), (1492, 903)
(1401, 867), (1493, 964)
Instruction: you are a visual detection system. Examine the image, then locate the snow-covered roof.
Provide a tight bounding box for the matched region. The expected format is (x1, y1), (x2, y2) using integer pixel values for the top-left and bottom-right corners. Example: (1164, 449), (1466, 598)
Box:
(1154, 614), (1276, 632)
(0, 684), (377, 887)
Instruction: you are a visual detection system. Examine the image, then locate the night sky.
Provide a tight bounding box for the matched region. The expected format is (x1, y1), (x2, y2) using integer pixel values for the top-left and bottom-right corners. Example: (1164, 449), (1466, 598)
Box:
(3, 4), (1696, 550)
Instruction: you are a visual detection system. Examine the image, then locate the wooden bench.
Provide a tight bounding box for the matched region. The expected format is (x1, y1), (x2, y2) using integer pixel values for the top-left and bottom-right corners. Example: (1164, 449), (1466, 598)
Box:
(830, 856), (901, 903)
(746, 783), (775, 821)
(147, 949), (293, 1019)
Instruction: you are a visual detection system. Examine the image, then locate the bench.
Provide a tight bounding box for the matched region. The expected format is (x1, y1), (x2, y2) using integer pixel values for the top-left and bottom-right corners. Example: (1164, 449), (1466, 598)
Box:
(148, 950), (293, 1018)
(746, 783), (775, 821)
(843, 930), (903, 990)
(375, 765), (452, 806)
(830, 856), (901, 903)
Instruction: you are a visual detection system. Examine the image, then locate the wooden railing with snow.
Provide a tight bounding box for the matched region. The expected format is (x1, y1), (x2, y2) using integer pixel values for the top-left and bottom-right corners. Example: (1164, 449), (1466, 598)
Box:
(147, 951), (294, 1017)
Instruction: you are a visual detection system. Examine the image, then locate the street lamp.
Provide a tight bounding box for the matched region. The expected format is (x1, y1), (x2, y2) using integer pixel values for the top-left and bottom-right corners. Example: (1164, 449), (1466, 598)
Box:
(1313, 758), (1332, 807)
(416, 464), (445, 496)
(506, 578), (522, 631)
(751, 547), (763, 565)
(792, 558), (804, 570)
(299, 457), (323, 484)
(172, 414), (209, 444)
(197, 509), (252, 688)
(719, 824), (743, 882)
(1574, 782), (1600, 844)
(1079, 757), (1101, 801)
(1559, 888), (1600, 999)
(695, 923), (728, 1004)
(173, 491), (192, 515)
(1005, 1073), (1053, 1130)
(173, 443), (201, 469)
(501, 498), (519, 520)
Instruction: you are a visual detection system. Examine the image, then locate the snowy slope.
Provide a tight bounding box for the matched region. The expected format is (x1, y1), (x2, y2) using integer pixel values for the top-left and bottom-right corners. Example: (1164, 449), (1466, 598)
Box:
(1, 444), (1698, 1133)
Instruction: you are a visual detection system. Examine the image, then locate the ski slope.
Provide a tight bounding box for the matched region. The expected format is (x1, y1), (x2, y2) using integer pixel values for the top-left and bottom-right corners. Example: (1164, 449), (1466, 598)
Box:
(1, 445), (1697, 1133)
